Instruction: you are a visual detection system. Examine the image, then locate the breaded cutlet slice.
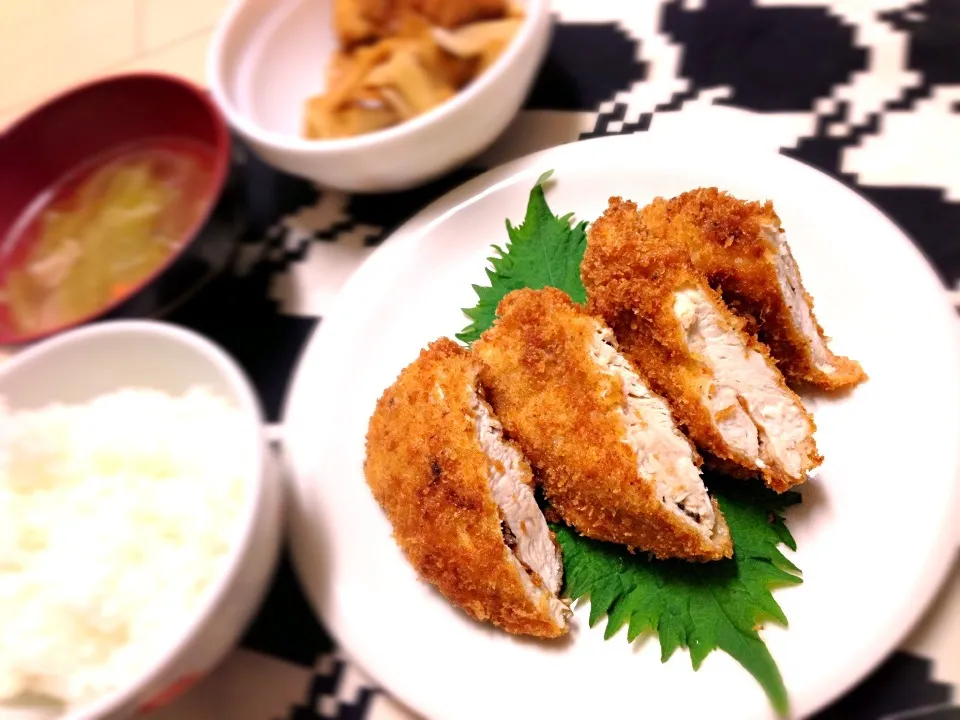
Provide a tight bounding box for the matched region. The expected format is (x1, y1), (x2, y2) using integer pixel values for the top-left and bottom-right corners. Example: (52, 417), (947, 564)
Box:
(474, 288), (732, 562)
(583, 197), (821, 493)
(364, 337), (569, 638)
(653, 188), (866, 390)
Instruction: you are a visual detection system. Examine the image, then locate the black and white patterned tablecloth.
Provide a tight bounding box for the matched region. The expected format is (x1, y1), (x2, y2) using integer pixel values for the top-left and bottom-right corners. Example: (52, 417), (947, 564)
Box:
(150, 1), (960, 718)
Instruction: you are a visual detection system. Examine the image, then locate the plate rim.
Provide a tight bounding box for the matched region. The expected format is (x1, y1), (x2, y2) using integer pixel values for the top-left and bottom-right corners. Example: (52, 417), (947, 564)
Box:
(281, 131), (960, 720)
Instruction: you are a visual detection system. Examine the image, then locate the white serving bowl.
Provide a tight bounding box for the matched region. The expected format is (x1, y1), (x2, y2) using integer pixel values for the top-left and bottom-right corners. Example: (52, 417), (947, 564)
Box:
(207, 0), (551, 193)
(0, 321), (283, 720)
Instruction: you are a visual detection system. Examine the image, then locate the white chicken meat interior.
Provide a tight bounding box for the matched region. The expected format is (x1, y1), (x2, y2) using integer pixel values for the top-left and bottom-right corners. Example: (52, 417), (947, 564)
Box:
(673, 287), (813, 479)
(764, 225), (837, 376)
(589, 325), (718, 538)
(470, 389), (569, 626)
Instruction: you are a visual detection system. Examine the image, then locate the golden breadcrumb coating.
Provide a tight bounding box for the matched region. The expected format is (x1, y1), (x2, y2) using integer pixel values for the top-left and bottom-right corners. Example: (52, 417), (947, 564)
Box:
(654, 188), (866, 390)
(474, 288), (733, 561)
(582, 198), (821, 493)
(364, 338), (568, 638)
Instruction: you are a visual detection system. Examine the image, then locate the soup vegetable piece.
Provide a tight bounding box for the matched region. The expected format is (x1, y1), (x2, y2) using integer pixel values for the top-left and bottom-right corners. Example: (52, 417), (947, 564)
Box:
(1, 140), (214, 336)
(305, 0), (524, 139)
(456, 174), (803, 715)
(364, 338), (570, 638)
(0, 388), (247, 711)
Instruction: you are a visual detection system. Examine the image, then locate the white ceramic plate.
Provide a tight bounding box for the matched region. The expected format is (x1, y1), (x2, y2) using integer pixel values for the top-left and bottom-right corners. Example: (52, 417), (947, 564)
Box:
(282, 133), (960, 720)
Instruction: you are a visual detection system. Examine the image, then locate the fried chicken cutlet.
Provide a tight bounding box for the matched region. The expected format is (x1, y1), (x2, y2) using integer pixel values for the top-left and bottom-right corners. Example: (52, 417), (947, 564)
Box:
(583, 198), (821, 492)
(652, 188), (866, 390)
(364, 338), (569, 638)
(474, 288), (732, 562)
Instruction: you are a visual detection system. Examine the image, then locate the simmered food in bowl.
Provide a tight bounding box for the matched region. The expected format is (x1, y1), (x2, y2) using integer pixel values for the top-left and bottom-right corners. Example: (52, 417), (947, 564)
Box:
(304, 0), (525, 139)
(1, 139), (215, 337)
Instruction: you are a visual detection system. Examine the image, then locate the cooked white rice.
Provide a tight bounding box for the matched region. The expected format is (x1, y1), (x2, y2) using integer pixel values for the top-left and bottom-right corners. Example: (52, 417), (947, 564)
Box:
(0, 387), (249, 710)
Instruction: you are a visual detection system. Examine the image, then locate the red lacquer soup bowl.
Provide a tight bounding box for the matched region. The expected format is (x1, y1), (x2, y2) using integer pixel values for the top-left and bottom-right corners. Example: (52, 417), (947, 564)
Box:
(0, 73), (237, 345)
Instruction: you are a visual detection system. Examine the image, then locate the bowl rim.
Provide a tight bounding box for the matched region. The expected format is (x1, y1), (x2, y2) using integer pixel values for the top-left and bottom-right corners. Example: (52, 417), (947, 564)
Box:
(0, 72), (233, 347)
(206, 0), (550, 153)
(0, 319), (269, 720)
